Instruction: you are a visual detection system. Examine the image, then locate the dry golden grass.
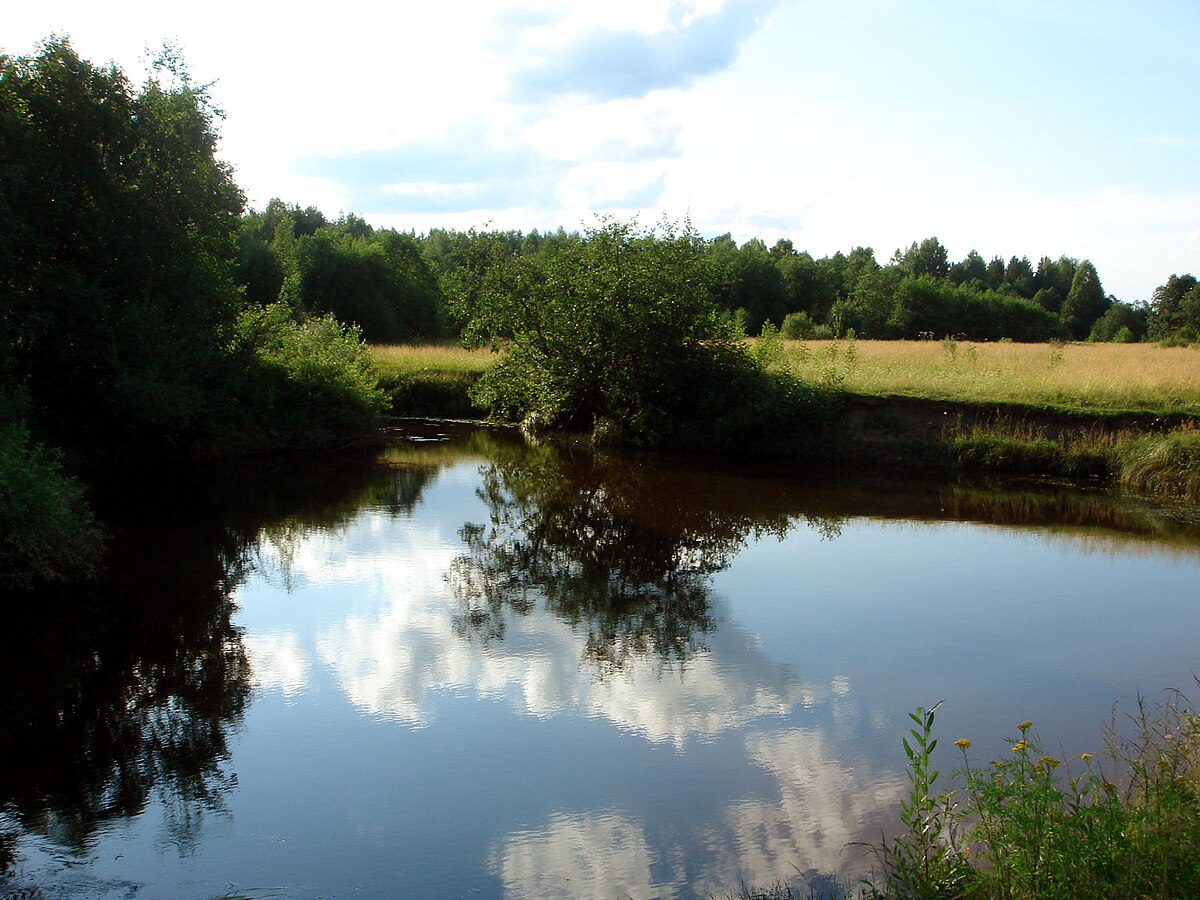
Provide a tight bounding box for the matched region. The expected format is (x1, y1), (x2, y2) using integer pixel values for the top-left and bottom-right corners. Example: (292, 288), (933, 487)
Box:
(370, 340), (1200, 417)
(776, 339), (1200, 415)
(369, 343), (495, 377)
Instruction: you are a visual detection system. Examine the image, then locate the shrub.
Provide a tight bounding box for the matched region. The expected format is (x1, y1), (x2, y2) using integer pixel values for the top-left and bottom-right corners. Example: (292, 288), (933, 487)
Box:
(781, 310), (817, 340)
(0, 419), (103, 590)
(448, 218), (802, 446)
(226, 304), (388, 448)
(869, 693), (1200, 898)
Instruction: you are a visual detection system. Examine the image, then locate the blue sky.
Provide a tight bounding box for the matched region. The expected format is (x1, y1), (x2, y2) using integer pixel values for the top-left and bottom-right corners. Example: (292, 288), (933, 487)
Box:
(8, 0), (1199, 301)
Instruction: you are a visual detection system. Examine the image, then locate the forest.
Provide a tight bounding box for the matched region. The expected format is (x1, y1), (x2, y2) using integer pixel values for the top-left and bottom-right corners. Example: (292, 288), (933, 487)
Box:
(235, 206), (1198, 349)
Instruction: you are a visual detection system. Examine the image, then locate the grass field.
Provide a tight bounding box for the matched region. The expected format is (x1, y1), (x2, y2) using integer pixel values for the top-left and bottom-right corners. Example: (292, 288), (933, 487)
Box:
(370, 343), (494, 378)
(369, 343), (493, 418)
(371, 340), (1200, 418)
(771, 338), (1200, 416)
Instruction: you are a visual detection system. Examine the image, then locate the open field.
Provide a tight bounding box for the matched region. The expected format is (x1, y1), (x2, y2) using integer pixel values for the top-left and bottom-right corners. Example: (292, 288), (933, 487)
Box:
(372, 340), (1200, 418)
(370, 342), (494, 377)
(771, 338), (1200, 416)
(369, 343), (494, 418)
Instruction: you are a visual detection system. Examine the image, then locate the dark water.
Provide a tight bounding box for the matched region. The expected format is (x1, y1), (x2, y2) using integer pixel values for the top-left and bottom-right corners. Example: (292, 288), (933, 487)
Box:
(3, 422), (1199, 898)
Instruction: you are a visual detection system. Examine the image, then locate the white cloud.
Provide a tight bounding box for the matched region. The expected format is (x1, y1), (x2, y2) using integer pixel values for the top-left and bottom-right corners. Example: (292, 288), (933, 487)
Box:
(12, 0), (1197, 299)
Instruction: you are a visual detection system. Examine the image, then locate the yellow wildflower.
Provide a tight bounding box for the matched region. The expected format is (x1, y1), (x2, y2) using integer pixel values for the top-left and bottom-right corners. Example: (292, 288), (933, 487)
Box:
(954, 739), (972, 749)
(1017, 721), (1033, 732)
(1012, 740), (1028, 752)
(1039, 756), (1061, 769)
(1080, 753), (1093, 760)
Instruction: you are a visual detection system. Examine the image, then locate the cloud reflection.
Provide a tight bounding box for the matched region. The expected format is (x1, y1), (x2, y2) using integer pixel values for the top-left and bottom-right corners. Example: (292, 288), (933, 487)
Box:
(245, 631), (311, 699)
(312, 570), (822, 746)
(488, 725), (908, 898)
(490, 810), (670, 900)
(715, 728), (906, 886)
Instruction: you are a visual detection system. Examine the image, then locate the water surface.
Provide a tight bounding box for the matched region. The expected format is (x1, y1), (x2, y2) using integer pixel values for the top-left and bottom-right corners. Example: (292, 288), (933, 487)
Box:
(3, 422), (1199, 898)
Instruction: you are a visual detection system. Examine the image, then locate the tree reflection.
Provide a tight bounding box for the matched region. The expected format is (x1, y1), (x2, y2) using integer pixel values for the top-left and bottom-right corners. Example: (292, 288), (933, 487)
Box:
(0, 531), (250, 858)
(0, 448), (440, 872)
(447, 439), (801, 673)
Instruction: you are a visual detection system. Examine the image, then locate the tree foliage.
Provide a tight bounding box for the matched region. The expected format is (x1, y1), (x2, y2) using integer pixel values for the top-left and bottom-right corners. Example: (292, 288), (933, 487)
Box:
(1062, 260), (1111, 340)
(1148, 274), (1200, 343)
(448, 218), (821, 446)
(0, 39), (387, 588)
(233, 205), (446, 342)
(1, 39), (246, 447)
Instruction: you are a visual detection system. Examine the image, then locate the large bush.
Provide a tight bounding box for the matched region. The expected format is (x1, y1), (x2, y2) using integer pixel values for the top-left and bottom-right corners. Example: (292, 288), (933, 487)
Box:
(448, 218), (822, 446)
(224, 304), (388, 450)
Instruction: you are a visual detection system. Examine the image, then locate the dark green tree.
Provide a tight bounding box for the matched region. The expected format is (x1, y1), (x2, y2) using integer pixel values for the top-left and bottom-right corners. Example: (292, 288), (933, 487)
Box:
(1062, 260), (1110, 340)
(777, 250), (836, 322)
(1147, 274), (1200, 342)
(895, 237), (950, 279)
(1003, 256), (1035, 298)
(1088, 300), (1147, 342)
(1, 39), (245, 447)
(0, 40), (387, 586)
(985, 256), (1007, 291)
(949, 250), (989, 287)
(730, 237), (787, 334)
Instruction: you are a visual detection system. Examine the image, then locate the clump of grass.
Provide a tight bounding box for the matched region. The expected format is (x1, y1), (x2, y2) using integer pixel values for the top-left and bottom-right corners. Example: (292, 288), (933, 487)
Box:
(1117, 427), (1200, 501)
(867, 690), (1200, 898)
(942, 421), (1112, 478)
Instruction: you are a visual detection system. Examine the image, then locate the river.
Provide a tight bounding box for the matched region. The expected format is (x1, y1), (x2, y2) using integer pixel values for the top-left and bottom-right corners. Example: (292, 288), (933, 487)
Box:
(2, 421), (1199, 898)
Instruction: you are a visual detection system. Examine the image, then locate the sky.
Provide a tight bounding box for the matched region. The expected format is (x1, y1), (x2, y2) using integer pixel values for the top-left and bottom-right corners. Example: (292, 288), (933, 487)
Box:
(7, 0), (1199, 301)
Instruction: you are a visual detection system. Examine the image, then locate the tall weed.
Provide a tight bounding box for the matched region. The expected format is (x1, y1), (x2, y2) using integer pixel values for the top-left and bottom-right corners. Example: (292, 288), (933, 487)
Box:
(870, 689), (1200, 898)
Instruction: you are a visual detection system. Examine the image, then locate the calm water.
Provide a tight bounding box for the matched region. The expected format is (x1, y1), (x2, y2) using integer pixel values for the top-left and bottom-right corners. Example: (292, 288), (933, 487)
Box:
(3, 422), (1200, 898)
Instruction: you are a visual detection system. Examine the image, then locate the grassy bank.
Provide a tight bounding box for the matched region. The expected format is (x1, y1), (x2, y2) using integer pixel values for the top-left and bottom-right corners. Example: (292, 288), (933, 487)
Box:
(375, 339), (1200, 419)
(865, 691), (1200, 899)
(730, 690), (1200, 899)
(369, 341), (1200, 499)
(370, 343), (491, 418)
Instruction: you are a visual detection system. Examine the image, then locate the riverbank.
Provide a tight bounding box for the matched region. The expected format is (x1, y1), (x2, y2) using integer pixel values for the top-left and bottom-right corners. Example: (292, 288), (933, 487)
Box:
(371, 342), (1200, 501)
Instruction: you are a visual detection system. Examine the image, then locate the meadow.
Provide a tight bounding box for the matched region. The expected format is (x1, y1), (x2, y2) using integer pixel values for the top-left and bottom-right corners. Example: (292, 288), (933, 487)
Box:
(372, 339), (1200, 418)
(769, 338), (1200, 417)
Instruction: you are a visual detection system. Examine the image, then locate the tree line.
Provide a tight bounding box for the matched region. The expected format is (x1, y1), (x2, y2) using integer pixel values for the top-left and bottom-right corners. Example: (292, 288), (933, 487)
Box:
(1, 40), (386, 588)
(232, 215), (1198, 348)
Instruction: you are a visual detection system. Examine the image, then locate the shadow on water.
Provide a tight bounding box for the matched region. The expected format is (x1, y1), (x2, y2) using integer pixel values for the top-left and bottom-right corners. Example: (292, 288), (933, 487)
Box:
(0, 447), (439, 883)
